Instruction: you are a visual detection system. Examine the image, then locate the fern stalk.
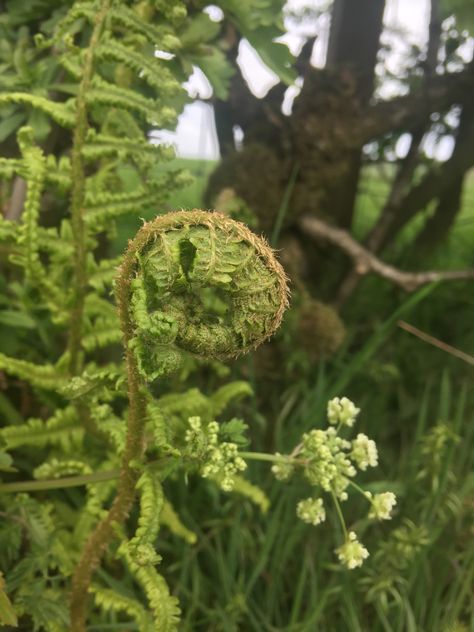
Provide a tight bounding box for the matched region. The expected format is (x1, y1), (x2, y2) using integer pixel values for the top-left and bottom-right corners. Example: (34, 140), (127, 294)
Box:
(67, 0), (112, 375)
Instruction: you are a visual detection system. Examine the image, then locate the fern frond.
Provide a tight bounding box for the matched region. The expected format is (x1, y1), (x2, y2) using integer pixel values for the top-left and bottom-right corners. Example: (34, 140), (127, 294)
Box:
(95, 39), (176, 92)
(82, 131), (170, 162)
(110, 6), (172, 48)
(82, 319), (122, 351)
(157, 388), (212, 422)
(59, 365), (124, 400)
(58, 52), (83, 80)
(210, 381), (253, 416)
(127, 564), (180, 632)
(87, 78), (173, 125)
(90, 584), (153, 631)
(1, 406), (82, 451)
(160, 500), (197, 544)
(88, 256), (121, 292)
(53, 1), (97, 41)
(0, 353), (65, 391)
(15, 127), (47, 280)
(0, 157), (22, 178)
(231, 475), (270, 513)
(44, 155), (72, 192)
(0, 94), (75, 128)
(133, 469), (164, 546)
(0, 571), (18, 627)
(83, 294), (118, 342)
(84, 186), (161, 227)
(92, 405), (126, 452)
(33, 458), (92, 480)
(0, 217), (18, 242)
(146, 403), (175, 452)
(84, 293), (116, 317)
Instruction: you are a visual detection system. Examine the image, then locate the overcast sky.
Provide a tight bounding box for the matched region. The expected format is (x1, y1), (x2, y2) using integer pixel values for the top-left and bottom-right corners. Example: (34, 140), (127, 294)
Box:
(152, 0), (472, 161)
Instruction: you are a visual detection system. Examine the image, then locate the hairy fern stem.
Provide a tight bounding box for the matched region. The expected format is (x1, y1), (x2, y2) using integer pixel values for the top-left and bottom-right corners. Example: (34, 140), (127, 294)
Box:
(70, 236), (148, 631)
(67, 0), (111, 375)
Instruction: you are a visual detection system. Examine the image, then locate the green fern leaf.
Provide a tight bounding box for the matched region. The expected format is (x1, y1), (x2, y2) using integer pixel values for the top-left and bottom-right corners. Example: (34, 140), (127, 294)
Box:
(0, 157), (22, 178)
(231, 475), (270, 513)
(0, 353), (65, 391)
(91, 584), (153, 631)
(82, 320), (122, 351)
(160, 500), (197, 544)
(84, 186), (162, 227)
(95, 39), (177, 92)
(110, 6), (174, 48)
(0, 94), (75, 128)
(1, 406), (82, 451)
(210, 381), (253, 416)
(87, 79), (172, 125)
(82, 131), (172, 162)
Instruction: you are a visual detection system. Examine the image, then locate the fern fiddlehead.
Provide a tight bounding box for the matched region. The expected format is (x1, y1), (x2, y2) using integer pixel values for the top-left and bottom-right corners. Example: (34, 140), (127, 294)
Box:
(70, 210), (289, 630)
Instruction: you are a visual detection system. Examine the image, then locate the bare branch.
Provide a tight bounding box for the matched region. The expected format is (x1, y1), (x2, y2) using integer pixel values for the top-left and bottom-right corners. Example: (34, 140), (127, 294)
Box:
(398, 320), (474, 366)
(298, 215), (474, 297)
(360, 67), (474, 143)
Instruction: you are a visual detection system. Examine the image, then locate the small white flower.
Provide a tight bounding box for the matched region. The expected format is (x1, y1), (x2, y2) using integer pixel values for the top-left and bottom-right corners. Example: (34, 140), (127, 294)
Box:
(296, 497), (326, 526)
(351, 433), (378, 470)
(271, 453), (294, 481)
(335, 531), (369, 569)
(327, 397), (360, 427)
(368, 492), (397, 520)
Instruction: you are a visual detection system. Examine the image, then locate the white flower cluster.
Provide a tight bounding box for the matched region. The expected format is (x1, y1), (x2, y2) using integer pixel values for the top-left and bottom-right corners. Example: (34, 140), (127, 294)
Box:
(202, 442), (247, 492)
(278, 397), (397, 570)
(327, 397), (360, 427)
(185, 416), (246, 492)
(351, 433), (378, 470)
(301, 427), (356, 501)
(335, 531), (369, 569)
(296, 497), (326, 526)
(367, 492), (397, 520)
(271, 453), (294, 481)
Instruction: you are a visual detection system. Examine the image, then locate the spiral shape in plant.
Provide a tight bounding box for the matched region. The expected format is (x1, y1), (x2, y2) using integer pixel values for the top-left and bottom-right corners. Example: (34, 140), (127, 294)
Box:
(117, 210), (289, 380)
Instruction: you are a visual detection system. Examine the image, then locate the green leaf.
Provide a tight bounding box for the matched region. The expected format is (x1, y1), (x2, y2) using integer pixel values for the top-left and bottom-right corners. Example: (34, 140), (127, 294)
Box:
(0, 451), (16, 473)
(0, 310), (36, 329)
(0, 111), (26, 142)
(219, 418), (249, 446)
(441, 0), (474, 32)
(186, 47), (234, 100)
(0, 572), (18, 627)
(246, 30), (296, 86)
(179, 13), (221, 48)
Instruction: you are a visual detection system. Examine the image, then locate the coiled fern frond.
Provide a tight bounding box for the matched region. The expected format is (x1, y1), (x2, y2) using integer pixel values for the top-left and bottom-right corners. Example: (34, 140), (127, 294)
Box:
(118, 210), (289, 381)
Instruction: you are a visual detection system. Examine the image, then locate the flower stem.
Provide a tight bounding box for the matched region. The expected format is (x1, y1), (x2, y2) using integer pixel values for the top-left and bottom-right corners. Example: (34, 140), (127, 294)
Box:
(331, 490), (348, 540)
(0, 469), (120, 493)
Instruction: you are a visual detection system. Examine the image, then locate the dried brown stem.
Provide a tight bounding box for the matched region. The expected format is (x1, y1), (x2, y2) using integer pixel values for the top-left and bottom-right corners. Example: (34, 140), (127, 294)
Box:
(397, 320), (474, 366)
(299, 215), (474, 304)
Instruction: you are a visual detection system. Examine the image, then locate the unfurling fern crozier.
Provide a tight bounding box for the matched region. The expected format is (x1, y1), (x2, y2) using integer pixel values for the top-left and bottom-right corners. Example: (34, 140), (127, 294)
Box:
(117, 209), (290, 380)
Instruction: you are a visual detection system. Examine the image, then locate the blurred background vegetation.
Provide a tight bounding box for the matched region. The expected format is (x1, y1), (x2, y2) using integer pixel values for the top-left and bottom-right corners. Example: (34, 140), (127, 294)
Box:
(0, 0), (473, 630)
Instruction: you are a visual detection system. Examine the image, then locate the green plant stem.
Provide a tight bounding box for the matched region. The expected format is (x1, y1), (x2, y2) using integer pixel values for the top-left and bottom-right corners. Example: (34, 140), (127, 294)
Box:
(239, 451), (291, 463)
(0, 469), (120, 493)
(67, 0), (110, 376)
(331, 490), (348, 539)
(348, 479), (372, 501)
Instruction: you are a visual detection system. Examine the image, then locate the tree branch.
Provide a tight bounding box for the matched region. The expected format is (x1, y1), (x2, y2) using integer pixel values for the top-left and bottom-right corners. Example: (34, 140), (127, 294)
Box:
(298, 215), (474, 302)
(360, 67), (474, 144)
